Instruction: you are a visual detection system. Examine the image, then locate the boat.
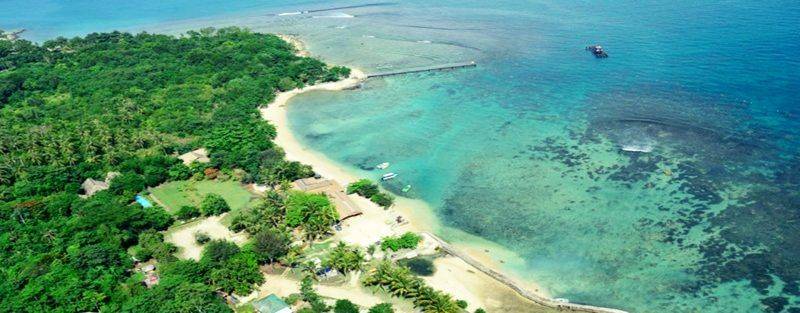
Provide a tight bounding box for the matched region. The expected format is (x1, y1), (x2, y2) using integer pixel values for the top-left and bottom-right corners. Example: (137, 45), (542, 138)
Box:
(381, 173), (398, 181)
(376, 162), (390, 170)
(586, 45), (608, 58)
(402, 185), (412, 193)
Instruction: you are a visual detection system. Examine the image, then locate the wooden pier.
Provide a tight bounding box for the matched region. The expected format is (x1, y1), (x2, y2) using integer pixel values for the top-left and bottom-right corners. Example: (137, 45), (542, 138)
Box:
(366, 61), (476, 78)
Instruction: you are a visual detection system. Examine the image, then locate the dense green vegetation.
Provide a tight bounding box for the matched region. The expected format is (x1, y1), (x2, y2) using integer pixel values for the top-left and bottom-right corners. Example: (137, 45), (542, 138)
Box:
(369, 303), (396, 313)
(200, 193), (230, 216)
(324, 242), (365, 273)
(285, 191), (339, 240)
(363, 261), (462, 313)
(333, 299), (360, 313)
(0, 27), (349, 312)
(346, 179), (394, 208)
(398, 257), (436, 276)
(380, 232), (422, 251)
(300, 277), (330, 313)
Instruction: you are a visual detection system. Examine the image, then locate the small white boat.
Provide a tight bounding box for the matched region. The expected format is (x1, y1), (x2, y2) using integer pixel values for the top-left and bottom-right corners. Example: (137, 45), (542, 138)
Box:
(376, 162), (390, 170)
(381, 173), (398, 181)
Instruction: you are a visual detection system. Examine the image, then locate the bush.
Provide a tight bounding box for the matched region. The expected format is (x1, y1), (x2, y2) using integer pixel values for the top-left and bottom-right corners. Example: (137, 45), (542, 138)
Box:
(324, 242), (365, 273)
(200, 193), (230, 216)
(133, 229), (177, 261)
(195, 232), (211, 245)
(300, 277), (329, 312)
(285, 191), (338, 241)
(456, 300), (468, 309)
(250, 228), (292, 264)
(474, 309), (486, 313)
(399, 257), (435, 276)
(380, 232), (422, 251)
(347, 179), (379, 198)
(369, 192), (394, 208)
(201, 240), (240, 264)
(168, 163), (192, 181)
(284, 293), (302, 305)
(176, 205), (201, 220)
(369, 303), (394, 313)
(209, 251), (264, 295)
(109, 172), (146, 199)
(334, 299), (359, 313)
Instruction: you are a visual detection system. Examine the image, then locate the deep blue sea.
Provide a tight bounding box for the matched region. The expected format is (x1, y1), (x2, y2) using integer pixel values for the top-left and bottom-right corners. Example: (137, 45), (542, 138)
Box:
(3, 1), (799, 312)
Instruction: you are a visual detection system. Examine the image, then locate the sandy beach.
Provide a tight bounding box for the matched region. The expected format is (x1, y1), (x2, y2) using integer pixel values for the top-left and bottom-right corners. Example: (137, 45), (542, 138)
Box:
(256, 32), (638, 313)
(255, 36), (622, 313)
(261, 90), (563, 312)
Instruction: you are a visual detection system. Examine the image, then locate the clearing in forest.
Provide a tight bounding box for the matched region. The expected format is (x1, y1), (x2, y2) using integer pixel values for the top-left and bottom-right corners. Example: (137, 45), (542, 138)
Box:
(149, 180), (256, 213)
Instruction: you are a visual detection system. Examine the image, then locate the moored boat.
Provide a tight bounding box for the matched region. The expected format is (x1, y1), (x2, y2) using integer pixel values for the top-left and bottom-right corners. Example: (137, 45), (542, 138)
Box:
(381, 172), (398, 181)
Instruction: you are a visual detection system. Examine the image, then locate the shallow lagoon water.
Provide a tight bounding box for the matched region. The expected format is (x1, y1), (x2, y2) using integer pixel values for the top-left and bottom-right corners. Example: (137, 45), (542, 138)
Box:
(3, 1), (800, 312)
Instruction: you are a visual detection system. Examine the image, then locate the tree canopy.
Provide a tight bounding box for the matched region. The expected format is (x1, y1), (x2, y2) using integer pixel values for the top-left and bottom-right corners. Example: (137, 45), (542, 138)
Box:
(0, 27), (349, 311)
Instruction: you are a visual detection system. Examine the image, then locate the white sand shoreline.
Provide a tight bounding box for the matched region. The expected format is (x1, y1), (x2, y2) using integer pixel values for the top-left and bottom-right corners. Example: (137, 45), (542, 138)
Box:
(259, 35), (627, 313)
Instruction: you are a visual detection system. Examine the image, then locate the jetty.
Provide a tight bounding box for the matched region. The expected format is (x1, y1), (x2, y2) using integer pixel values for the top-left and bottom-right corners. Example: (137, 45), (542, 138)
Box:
(366, 61), (476, 78)
(422, 232), (629, 313)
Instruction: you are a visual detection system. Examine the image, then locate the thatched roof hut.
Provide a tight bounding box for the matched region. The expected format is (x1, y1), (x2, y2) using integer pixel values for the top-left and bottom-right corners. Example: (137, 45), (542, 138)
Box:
(292, 177), (362, 221)
(178, 148), (210, 165)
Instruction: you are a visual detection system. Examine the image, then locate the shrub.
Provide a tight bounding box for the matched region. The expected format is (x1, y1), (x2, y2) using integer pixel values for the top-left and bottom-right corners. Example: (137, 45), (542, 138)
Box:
(284, 293), (302, 305)
(109, 172), (146, 199)
(195, 232), (211, 245)
(369, 303), (395, 313)
(369, 192), (394, 208)
(209, 251), (264, 295)
(251, 228), (292, 264)
(347, 179), (379, 198)
(176, 205), (201, 220)
(285, 191), (338, 241)
(168, 163), (192, 180)
(133, 229), (177, 261)
(456, 300), (468, 309)
(200, 193), (230, 216)
(204, 167), (219, 179)
(201, 239), (240, 264)
(474, 309), (487, 313)
(399, 257), (435, 276)
(380, 232), (422, 251)
(334, 299), (359, 313)
(300, 277), (329, 312)
(324, 242), (365, 273)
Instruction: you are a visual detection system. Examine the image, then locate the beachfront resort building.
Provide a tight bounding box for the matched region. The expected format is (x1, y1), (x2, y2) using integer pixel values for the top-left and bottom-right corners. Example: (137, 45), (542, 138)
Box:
(292, 177), (362, 221)
(252, 294), (292, 313)
(178, 148), (211, 165)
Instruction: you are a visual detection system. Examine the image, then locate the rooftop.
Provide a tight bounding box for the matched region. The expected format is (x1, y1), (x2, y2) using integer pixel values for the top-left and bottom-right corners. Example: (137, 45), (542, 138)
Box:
(178, 148), (211, 165)
(293, 177), (362, 221)
(252, 294), (292, 313)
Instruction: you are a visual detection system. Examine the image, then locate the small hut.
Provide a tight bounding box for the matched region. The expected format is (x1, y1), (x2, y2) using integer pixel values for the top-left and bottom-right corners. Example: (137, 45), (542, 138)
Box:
(80, 172), (120, 198)
(292, 177), (362, 221)
(252, 294), (292, 313)
(178, 148), (211, 165)
(80, 179), (108, 198)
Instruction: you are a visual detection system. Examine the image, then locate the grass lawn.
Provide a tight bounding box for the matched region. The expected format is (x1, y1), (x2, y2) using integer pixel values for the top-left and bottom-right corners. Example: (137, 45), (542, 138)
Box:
(150, 180), (257, 214)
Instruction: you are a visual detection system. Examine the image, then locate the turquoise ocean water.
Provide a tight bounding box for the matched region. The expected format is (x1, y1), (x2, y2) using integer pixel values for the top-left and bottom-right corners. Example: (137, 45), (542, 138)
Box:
(3, 1), (799, 312)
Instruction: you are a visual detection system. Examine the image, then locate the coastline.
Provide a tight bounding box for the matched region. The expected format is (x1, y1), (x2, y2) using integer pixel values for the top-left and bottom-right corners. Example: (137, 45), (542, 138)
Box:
(260, 35), (628, 313)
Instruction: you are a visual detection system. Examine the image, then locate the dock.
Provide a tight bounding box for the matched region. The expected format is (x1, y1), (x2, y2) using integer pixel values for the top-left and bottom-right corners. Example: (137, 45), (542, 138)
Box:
(366, 61), (476, 78)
